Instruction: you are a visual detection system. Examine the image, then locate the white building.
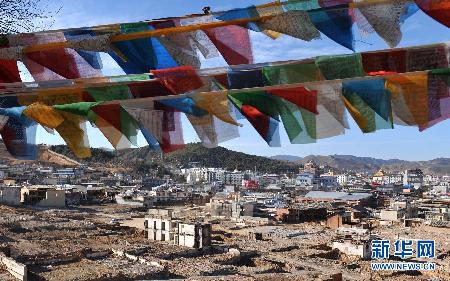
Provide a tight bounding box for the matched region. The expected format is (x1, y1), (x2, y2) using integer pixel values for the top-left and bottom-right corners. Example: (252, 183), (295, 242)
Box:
(403, 169), (424, 189)
(319, 174), (338, 189)
(295, 173), (314, 187)
(182, 168), (223, 184)
(386, 174), (403, 184)
(336, 174), (349, 186)
(432, 183), (450, 195)
(424, 174), (440, 185)
(144, 209), (211, 249)
(224, 170), (245, 186)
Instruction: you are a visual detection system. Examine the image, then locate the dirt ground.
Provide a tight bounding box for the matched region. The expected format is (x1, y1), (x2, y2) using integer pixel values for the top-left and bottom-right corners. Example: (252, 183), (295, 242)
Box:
(0, 204), (449, 281)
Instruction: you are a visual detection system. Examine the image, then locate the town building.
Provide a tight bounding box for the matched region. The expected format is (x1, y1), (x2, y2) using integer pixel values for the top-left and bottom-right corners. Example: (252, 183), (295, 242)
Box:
(20, 186), (66, 208)
(275, 204), (328, 223)
(403, 169), (424, 189)
(318, 173), (338, 189)
(144, 209), (211, 249)
(209, 200), (255, 218)
(295, 173), (314, 187)
(332, 240), (371, 259)
(336, 174), (350, 186)
(298, 191), (373, 207)
(224, 170), (245, 186)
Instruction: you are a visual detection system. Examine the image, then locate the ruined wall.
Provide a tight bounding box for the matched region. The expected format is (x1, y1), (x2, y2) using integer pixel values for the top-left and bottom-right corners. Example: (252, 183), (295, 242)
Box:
(37, 190), (66, 208)
(0, 187), (21, 206)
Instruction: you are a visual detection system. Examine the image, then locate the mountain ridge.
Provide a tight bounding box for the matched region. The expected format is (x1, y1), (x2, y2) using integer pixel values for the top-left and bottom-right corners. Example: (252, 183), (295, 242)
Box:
(270, 154), (450, 175)
(1, 141), (450, 175)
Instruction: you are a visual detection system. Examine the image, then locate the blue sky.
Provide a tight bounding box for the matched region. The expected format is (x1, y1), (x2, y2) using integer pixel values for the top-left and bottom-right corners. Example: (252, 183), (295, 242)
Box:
(27, 0), (450, 160)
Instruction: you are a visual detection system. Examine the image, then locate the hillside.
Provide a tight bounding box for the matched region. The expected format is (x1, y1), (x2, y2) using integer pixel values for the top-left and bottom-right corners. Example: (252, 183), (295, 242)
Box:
(50, 143), (300, 174)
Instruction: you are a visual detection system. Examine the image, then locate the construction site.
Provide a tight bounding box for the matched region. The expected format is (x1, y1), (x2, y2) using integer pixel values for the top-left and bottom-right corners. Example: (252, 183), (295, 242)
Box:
(0, 204), (449, 281)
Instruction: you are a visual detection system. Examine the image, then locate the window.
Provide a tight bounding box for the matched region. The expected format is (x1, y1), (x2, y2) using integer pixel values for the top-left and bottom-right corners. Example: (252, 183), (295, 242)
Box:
(153, 220), (157, 230)
(162, 221), (166, 230)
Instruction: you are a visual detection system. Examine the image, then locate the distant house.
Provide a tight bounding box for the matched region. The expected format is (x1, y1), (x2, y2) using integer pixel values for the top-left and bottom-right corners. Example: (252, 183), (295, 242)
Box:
(295, 173), (314, 187)
(144, 209), (211, 249)
(332, 240), (371, 259)
(298, 191), (373, 207)
(21, 186), (66, 208)
(276, 205), (328, 223)
(403, 169), (424, 189)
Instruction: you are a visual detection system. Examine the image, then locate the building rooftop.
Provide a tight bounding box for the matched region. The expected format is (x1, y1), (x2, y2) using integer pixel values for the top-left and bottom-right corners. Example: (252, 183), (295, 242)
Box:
(304, 191), (371, 201)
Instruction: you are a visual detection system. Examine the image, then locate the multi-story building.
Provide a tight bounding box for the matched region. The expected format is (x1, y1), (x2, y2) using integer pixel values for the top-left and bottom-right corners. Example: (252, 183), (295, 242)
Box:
(424, 174), (440, 185)
(336, 174), (350, 186)
(372, 170), (403, 185)
(182, 168), (223, 184)
(144, 209), (211, 249)
(386, 173), (403, 184)
(318, 173), (338, 189)
(372, 169), (385, 184)
(295, 172), (314, 187)
(224, 170), (245, 186)
(403, 169), (424, 189)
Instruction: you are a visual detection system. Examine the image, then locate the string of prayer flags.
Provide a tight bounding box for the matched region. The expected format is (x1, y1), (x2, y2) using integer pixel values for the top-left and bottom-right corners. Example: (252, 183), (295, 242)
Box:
(64, 30), (104, 70)
(188, 113), (240, 148)
(0, 105), (38, 160)
(424, 68), (450, 129)
(315, 53), (366, 80)
(121, 100), (164, 146)
(157, 97), (209, 117)
(156, 104), (186, 153)
(355, 0), (418, 48)
(8, 33), (102, 81)
(308, 5), (355, 51)
(228, 91), (281, 146)
(0, 67), (449, 159)
(93, 103), (140, 147)
(216, 6), (261, 32)
(386, 72), (429, 128)
(0, 39), (21, 83)
(191, 92), (240, 126)
(263, 63), (322, 85)
(204, 25), (254, 65)
(110, 23), (177, 74)
(0, 0), (445, 80)
(415, 0), (450, 27)
(362, 49), (407, 74)
(152, 66), (204, 95)
(342, 78), (393, 133)
(259, 10), (321, 41)
(228, 66), (266, 89)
